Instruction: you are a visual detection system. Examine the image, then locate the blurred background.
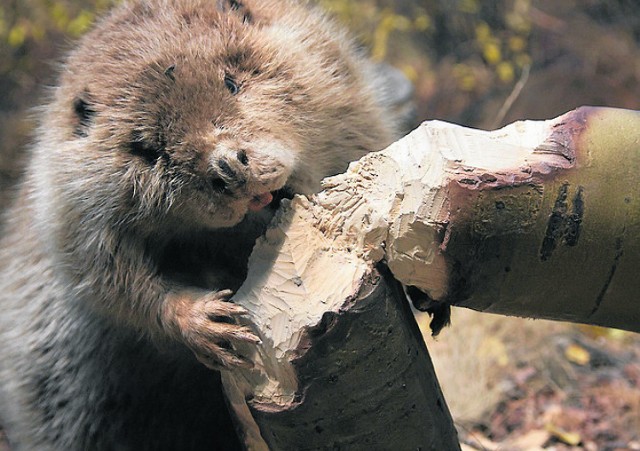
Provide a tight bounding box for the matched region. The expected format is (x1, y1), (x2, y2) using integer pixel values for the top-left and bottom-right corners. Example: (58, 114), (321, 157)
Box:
(1, 0), (639, 449)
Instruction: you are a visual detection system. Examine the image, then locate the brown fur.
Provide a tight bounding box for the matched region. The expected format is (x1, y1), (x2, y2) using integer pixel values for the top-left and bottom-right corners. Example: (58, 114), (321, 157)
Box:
(0, 0), (398, 449)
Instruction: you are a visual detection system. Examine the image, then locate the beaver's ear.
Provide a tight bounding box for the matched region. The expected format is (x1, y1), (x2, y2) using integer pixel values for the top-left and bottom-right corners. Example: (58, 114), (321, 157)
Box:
(72, 91), (96, 138)
(217, 0), (252, 24)
(128, 131), (164, 165)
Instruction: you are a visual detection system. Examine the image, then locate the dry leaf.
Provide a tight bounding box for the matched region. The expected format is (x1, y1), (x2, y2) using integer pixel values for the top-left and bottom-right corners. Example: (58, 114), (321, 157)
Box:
(565, 343), (590, 366)
(507, 429), (550, 448)
(546, 423), (582, 446)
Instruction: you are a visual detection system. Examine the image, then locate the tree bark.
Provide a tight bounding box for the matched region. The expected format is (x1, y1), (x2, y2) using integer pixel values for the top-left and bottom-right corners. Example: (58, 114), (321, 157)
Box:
(222, 106), (640, 448)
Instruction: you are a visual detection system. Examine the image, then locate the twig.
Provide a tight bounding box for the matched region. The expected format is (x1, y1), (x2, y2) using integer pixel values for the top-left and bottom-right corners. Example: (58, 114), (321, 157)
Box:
(491, 64), (531, 129)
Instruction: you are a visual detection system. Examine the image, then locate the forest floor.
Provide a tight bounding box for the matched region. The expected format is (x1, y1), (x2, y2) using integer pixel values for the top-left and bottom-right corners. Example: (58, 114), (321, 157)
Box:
(425, 310), (640, 451)
(1, 314), (637, 450)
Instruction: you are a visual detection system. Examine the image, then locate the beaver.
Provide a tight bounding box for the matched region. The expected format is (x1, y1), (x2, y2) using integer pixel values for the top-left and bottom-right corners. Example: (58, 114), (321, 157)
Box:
(0, 0), (402, 448)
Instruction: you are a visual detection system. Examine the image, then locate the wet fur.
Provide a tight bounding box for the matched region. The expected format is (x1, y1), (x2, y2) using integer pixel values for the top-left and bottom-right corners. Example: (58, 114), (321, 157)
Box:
(0, 0), (397, 449)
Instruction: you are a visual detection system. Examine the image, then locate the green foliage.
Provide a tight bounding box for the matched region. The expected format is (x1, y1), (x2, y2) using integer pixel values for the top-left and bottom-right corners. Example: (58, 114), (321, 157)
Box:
(318, 0), (532, 93)
(319, 0), (432, 61)
(1, 0), (115, 47)
(0, 0), (118, 208)
(0, 0), (123, 113)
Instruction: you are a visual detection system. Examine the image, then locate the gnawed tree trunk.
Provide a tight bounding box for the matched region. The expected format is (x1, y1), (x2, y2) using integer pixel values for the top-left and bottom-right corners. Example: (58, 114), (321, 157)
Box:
(222, 106), (640, 448)
(225, 265), (459, 449)
(221, 205), (460, 449)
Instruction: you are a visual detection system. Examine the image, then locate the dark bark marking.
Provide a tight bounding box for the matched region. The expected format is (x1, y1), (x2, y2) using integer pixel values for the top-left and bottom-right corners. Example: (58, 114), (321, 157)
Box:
(539, 184), (585, 261)
(540, 183), (569, 261)
(565, 186), (584, 246)
(590, 235), (624, 317)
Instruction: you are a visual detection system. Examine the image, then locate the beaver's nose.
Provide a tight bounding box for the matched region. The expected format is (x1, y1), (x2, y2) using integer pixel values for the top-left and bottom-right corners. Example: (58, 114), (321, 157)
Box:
(208, 149), (249, 194)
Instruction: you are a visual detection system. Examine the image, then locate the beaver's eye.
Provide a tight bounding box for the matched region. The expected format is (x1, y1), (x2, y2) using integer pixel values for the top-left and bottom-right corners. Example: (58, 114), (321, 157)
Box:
(224, 75), (239, 95)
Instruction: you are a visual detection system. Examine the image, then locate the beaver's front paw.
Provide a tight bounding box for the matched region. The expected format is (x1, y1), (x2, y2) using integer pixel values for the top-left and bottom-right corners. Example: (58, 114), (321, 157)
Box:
(165, 289), (261, 370)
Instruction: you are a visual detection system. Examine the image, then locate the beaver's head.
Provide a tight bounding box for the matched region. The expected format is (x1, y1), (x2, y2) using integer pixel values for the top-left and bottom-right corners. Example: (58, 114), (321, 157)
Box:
(46, 0), (393, 232)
